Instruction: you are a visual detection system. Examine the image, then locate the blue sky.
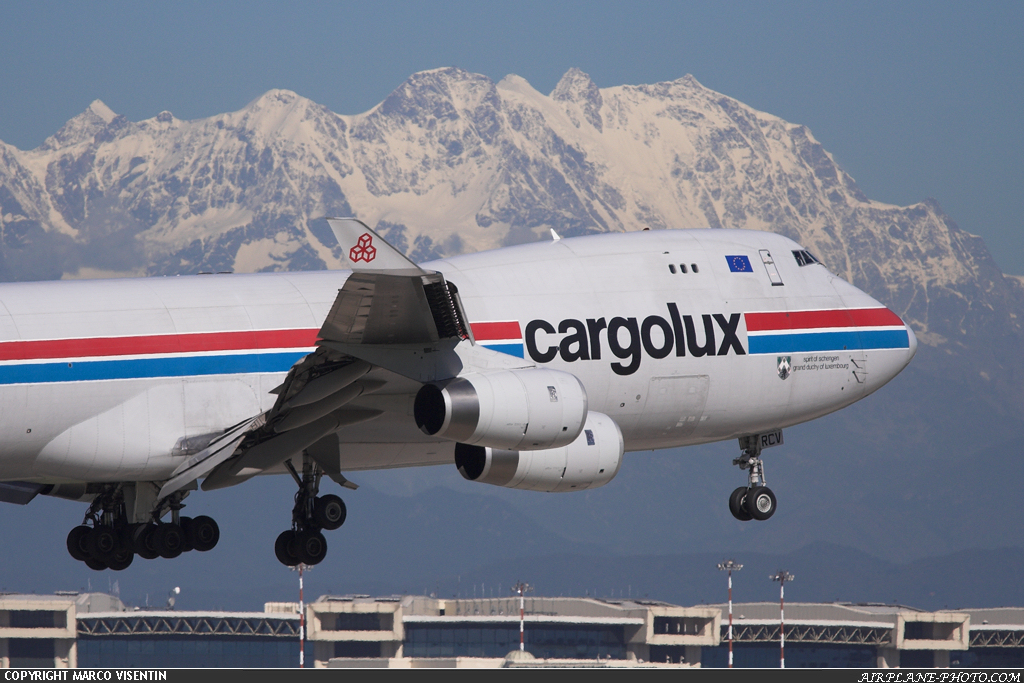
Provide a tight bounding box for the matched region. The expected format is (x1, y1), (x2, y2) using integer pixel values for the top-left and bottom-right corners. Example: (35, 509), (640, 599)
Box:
(2, 0), (1021, 273)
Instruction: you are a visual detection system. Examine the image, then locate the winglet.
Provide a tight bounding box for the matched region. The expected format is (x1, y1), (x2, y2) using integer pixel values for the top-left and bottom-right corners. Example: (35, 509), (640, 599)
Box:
(327, 217), (423, 272)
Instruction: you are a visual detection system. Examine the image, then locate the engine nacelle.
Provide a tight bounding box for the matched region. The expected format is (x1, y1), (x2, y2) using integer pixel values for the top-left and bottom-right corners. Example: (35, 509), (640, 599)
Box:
(414, 368), (588, 451)
(454, 411), (624, 492)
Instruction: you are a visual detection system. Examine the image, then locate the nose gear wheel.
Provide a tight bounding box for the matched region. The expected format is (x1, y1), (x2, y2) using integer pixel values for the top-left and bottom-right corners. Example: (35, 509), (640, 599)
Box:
(728, 436), (778, 522)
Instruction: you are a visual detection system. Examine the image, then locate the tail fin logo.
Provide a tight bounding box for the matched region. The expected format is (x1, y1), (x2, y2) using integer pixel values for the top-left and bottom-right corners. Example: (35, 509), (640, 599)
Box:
(349, 233), (377, 263)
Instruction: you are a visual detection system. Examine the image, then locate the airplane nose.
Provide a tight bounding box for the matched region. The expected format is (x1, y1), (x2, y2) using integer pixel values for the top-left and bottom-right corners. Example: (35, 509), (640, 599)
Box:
(904, 320), (918, 362)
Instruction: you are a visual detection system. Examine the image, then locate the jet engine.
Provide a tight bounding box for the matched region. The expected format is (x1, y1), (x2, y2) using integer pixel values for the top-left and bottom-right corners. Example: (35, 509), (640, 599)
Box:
(414, 368), (588, 451)
(453, 411), (624, 492)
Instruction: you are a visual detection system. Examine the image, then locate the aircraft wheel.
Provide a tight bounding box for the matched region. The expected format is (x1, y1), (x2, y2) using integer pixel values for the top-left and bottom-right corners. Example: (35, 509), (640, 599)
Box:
(745, 486), (777, 521)
(313, 495), (346, 531)
(67, 525), (92, 561)
(295, 529), (328, 566)
(84, 557), (108, 571)
(154, 523), (185, 559)
(179, 517), (195, 552)
(107, 542), (135, 571)
(189, 515), (220, 552)
(133, 524), (160, 560)
(275, 530), (300, 566)
(87, 525), (118, 562)
(729, 487), (752, 521)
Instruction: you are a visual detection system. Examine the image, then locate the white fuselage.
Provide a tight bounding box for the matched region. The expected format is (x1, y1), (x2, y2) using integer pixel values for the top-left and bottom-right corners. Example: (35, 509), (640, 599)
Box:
(0, 229), (916, 484)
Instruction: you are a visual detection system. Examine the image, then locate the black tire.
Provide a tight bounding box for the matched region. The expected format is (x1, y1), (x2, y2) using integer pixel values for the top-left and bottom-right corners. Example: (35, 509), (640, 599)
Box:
(154, 523), (185, 559)
(275, 530), (300, 567)
(745, 486), (777, 521)
(729, 487), (752, 521)
(179, 517), (195, 552)
(67, 525), (92, 561)
(313, 495), (346, 531)
(295, 529), (328, 565)
(107, 543), (134, 571)
(133, 525), (160, 560)
(84, 557), (107, 571)
(87, 525), (118, 562)
(189, 515), (220, 552)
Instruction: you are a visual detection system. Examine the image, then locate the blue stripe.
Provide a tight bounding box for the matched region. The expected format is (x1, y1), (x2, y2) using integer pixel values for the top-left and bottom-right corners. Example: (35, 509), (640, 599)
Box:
(0, 352), (308, 385)
(748, 329), (910, 354)
(480, 342), (524, 358)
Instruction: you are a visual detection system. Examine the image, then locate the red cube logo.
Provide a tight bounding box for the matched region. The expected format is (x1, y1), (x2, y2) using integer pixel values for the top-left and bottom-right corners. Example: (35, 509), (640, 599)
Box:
(349, 233), (377, 263)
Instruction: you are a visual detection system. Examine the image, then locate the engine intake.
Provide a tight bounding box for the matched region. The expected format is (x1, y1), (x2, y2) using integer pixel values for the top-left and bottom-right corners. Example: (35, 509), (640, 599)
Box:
(414, 368), (588, 451)
(454, 411), (624, 492)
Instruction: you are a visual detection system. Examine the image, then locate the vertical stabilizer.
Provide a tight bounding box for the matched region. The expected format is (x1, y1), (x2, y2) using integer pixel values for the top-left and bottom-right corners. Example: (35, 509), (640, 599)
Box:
(326, 217), (423, 272)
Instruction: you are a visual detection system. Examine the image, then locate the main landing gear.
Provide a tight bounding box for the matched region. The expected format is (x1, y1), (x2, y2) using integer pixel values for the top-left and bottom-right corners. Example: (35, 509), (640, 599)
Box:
(66, 486), (220, 571)
(728, 436), (778, 522)
(274, 453), (347, 567)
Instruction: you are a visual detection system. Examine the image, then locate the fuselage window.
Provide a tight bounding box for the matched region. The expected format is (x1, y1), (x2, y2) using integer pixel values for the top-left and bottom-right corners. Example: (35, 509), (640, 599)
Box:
(668, 264), (677, 274)
(691, 264), (699, 273)
(679, 264), (688, 273)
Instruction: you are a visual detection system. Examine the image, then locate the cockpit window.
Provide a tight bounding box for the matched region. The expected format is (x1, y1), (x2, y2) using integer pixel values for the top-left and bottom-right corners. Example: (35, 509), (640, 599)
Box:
(792, 250), (820, 267)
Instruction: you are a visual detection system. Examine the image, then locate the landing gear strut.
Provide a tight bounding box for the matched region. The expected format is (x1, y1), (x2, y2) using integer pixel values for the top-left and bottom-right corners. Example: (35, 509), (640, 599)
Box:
(66, 484), (220, 571)
(729, 436), (778, 521)
(275, 453), (347, 567)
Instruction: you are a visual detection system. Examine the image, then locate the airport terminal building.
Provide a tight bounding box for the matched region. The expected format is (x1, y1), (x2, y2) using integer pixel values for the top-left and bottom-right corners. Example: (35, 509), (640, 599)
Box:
(1, 592), (1022, 668)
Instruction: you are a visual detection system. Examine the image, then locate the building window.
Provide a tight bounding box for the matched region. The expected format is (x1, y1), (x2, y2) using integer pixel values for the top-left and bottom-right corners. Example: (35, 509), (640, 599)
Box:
(654, 616), (705, 635)
(8, 638), (54, 668)
(10, 610), (63, 628)
(78, 637), (301, 668)
(334, 642), (381, 658)
(701, 643), (874, 668)
(325, 613), (392, 631)
(403, 623), (626, 659)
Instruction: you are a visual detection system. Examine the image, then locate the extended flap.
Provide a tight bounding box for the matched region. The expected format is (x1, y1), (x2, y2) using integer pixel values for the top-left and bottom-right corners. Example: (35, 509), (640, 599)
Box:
(320, 271), (470, 346)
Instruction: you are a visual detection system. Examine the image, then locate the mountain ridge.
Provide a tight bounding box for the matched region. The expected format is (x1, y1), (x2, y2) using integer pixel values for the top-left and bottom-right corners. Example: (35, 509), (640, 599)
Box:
(1, 68), (1018, 336)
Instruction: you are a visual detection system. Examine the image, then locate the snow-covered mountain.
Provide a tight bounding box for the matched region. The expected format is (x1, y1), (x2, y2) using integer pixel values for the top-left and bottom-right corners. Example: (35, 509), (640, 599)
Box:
(2, 68), (1023, 567)
(0, 67), (1021, 390)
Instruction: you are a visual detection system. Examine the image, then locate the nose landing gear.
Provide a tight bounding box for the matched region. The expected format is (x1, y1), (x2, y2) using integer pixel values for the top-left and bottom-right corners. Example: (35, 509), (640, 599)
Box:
(275, 454), (347, 567)
(729, 435), (778, 521)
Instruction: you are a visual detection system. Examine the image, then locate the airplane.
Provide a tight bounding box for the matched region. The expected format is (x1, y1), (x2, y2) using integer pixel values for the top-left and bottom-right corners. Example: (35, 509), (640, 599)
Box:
(0, 219), (917, 570)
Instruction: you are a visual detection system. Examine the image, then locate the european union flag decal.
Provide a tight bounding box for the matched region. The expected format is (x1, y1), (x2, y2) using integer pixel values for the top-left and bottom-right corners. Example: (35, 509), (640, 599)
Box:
(726, 255), (753, 272)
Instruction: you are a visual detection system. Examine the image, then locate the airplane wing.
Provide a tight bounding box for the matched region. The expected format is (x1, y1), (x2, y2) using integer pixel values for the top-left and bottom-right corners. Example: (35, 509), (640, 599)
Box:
(182, 218), (526, 494)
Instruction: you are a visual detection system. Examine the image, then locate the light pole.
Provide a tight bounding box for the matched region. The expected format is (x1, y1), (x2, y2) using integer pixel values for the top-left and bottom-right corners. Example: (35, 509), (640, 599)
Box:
(165, 587), (180, 610)
(291, 563), (311, 668)
(770, 571), (794, 668)
(717, 560), (743, 668)
(512, 582), (531, 652)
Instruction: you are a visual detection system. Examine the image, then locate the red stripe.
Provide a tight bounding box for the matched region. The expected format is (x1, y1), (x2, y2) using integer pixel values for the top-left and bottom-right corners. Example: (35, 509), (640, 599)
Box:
(471, 321), (522, 341)
(745, 308), (903, 332)
(0, 329), (320, 362)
